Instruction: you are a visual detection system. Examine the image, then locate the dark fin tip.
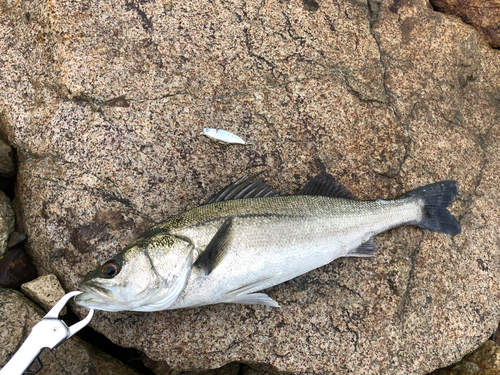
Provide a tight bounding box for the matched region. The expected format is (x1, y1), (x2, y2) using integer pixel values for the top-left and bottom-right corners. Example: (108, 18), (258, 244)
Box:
(297, 172), (358, 200)
(349, 237), (379, 257)
(404, 180), (461, 235)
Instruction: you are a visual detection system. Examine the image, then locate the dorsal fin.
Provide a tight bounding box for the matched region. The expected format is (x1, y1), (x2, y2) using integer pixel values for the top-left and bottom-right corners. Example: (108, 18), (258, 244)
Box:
(297, 173), (358, 200)
(202, 172), (279, 205)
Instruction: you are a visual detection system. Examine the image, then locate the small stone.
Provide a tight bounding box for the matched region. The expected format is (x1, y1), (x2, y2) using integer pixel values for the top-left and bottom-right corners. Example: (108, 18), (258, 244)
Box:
(163, 0), (173, 12)
(0, 139), (14, 178)
(0, 191), (14, 257)
(21, 274), (68, 315)
(0, 248), (37, 289)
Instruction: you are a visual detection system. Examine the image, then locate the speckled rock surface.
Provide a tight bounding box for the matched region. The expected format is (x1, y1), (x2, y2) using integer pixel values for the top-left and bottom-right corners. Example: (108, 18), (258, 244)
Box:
(0, 0), (499, 374)
(0, 191), (14, 257)
(430, 339), (500, 374)
(142, 358), (284, 375)
(0, 286), (140, 375)
(0, 139), (14, 177)
(21, 274), (67, 314)
(429, 0), (500, 49)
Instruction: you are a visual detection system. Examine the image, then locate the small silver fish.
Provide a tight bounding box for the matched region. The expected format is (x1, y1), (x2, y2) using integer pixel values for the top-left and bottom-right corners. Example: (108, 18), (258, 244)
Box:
(202, 128), (247, 145)
(76, 173), (461, 312)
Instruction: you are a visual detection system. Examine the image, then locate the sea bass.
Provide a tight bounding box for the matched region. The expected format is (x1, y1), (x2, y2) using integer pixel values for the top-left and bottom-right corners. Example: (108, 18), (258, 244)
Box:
(75, 173), (461, 312)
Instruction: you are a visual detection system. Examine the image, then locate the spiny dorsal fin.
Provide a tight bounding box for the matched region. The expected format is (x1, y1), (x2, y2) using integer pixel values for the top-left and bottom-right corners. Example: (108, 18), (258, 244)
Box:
(193, 217), (234, 274)
(297, 173), (358, 200)
(202, 171), (279, 205)
(348, 237), (379, 257)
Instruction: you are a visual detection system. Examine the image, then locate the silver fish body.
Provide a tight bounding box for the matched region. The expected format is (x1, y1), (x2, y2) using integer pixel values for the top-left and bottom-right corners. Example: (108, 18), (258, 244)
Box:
(76, 174), (461, 312)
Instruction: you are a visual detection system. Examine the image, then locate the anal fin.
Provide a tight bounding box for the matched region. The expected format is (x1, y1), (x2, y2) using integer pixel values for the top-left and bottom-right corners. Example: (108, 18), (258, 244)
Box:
(226, 293), (280, 307)
(223, 273), (282, 307)
(349, 237), (379, 257)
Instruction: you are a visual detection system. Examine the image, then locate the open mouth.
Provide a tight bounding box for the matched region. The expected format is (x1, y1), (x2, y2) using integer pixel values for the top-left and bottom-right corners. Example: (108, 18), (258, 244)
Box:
(74, 290), (101, 306)
(75, 285), (139, 312)
(77, 284), (114, 301)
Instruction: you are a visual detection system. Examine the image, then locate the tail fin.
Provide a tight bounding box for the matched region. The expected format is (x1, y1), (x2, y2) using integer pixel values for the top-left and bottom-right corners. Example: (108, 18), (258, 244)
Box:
(403, 181), (461, 235)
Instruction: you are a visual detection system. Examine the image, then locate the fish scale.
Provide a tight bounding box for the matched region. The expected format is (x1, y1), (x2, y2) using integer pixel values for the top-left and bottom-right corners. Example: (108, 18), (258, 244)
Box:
(167, 196), (422, 309)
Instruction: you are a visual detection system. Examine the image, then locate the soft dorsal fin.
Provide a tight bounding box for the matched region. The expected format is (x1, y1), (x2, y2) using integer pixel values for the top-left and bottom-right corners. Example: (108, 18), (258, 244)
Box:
(297, 173), (358, 200)
(202, 171), (279, 205)
(193, 217), (234, 274)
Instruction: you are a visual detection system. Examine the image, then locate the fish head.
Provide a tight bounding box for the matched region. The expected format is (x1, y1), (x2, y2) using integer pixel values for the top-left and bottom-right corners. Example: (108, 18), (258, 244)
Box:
(75, 233), (194, 312)
(75, 245), (158, 312)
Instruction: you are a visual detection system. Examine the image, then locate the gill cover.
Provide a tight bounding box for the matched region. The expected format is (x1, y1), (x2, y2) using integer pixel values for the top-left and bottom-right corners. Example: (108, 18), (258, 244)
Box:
(133, 233), (194, 311)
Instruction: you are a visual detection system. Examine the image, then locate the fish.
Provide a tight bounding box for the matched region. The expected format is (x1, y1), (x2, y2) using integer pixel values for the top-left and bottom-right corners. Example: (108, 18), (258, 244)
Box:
(202, 128), (247, 145)
(75, 172), (461, 312)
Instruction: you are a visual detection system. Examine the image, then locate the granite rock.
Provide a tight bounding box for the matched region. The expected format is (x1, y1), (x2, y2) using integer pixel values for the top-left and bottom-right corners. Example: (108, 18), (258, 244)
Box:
(21, 274), (68, 314)
(0, 0), (499, 374)
(142, 357), (284, 375)
(0, 139), (15, 177)
(7, 231), (28, 248)
(430, 339), (500, 374)
(0, 286), (141, 375)
(0, 191), (14, 257)
(429, 0), (500, 49)
(143, 361), (243, 375)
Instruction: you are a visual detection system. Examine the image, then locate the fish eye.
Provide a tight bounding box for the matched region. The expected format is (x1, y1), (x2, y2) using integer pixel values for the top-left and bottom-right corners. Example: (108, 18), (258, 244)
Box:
(101, 260), (121, 278)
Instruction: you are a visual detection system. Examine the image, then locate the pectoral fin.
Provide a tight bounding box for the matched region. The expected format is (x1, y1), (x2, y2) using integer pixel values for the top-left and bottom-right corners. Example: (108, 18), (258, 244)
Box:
(193, 217), (234, 275)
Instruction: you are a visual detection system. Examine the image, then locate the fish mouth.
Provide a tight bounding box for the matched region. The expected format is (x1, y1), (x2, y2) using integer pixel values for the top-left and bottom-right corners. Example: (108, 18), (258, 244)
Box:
(79, 284), (114, 298)
(74, 291), (102, 307)
(75, 283), (117, 309)
(76, 283), (149, 312)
